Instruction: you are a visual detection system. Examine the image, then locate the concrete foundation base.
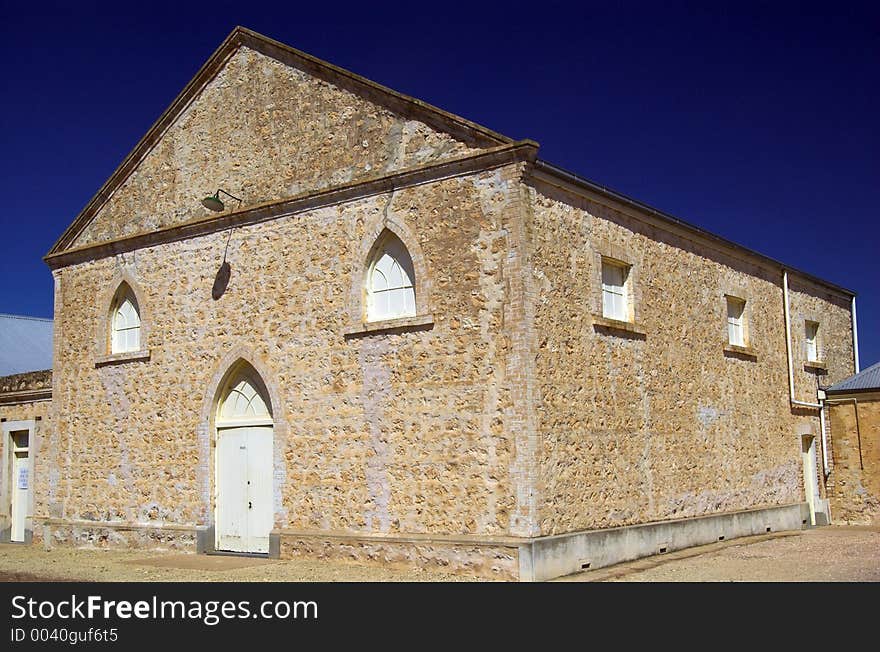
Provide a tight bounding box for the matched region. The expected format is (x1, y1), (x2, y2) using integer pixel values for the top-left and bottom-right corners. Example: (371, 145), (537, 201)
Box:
(31, 503), (810, 580)
(275, 530), (521, 580)
(35, 519), (199, 551)
(519, 503), (807, 581)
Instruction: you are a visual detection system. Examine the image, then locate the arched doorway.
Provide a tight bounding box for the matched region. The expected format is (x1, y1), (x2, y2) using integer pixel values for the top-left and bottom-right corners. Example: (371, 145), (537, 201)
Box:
(215, 364), (274, 554)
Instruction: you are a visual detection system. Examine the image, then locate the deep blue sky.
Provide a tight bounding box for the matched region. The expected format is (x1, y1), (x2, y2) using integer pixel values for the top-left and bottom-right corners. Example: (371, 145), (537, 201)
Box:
(1, 1), (877, 367)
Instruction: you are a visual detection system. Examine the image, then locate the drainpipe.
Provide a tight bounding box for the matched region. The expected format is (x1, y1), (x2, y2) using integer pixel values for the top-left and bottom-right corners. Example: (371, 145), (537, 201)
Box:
(783, 270), (796, 401)
(819, 403), (829, 476)
(783, 270), (822, 409)
(852, 296), (860, 373)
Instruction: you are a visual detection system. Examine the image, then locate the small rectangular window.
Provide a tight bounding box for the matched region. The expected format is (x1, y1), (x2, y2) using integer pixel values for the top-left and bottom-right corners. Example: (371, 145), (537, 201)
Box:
(726, 296), (746, 347)
(601, 260), (629, 322)
(12, 432), (29, 449)
(805, 321), (819, 361)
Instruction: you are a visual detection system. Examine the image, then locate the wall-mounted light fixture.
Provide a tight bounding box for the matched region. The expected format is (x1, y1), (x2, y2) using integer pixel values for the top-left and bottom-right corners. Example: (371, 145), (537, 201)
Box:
(201, 188), (243, 212)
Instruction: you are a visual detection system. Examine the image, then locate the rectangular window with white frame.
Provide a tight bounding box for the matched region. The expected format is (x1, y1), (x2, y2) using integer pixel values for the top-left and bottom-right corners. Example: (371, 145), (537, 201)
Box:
(805, 320), (819, 361)
(601, 259), (630, 322)
(726, 296), (746, 347)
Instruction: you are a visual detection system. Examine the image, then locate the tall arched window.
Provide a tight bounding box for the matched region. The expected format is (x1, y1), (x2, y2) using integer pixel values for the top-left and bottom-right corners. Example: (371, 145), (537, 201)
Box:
(366, 231), (416, 322)
(111, 286), (141, 353)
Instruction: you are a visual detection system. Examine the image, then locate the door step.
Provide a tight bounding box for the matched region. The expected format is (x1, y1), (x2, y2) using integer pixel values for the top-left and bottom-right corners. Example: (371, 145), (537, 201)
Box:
(206, 550), (269, 559)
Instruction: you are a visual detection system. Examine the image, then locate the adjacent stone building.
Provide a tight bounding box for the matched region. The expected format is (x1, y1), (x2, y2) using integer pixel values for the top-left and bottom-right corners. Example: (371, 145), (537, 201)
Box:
(28, 27), (860, 580)
(823, 361), (880, 525)
(0, 314), (53, 543)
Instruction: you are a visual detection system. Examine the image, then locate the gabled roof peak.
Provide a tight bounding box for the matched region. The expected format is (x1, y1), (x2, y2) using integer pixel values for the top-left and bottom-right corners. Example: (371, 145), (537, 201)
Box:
(46, 26), (514, 257)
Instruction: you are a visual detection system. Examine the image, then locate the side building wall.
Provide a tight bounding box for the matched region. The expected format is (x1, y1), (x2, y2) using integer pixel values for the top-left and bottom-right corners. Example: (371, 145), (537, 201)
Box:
(825, 394), (880, 524)
(525, 177), (855, 545)
(0, 370), (52, 543)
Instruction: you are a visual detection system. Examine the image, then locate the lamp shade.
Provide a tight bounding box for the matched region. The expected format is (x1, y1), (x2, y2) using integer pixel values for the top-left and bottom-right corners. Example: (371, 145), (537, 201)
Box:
(202, 194), (225, 211)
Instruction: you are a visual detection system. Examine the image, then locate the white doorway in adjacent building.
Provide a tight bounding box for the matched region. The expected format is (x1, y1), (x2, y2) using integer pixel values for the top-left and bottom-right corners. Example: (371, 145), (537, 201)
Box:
(3, 422), (33, 543)
(802, 435), (820, 526)
(215, 369), (274, 554)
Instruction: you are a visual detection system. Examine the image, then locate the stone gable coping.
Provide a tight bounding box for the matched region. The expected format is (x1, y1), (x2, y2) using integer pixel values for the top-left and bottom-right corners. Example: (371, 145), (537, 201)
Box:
(0, 370), (53, 403)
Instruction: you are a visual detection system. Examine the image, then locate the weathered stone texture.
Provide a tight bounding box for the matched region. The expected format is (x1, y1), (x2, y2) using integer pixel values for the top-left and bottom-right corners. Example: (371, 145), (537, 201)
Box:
(0, 370), (52, 394)
(45, 165), (525, 541)
(788, 276), (855, 402)
(0, 401), (50, 423)
(37, 522), (197, 551)
(826, 397), (880, 524)
(526, 182), (855, 536)
(72, 46), (482, 248)
(278, 535), (518, 580)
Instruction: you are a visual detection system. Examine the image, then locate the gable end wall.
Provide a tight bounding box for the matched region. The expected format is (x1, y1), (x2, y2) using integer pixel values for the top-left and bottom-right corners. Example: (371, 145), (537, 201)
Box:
(72, 46), (483, 249)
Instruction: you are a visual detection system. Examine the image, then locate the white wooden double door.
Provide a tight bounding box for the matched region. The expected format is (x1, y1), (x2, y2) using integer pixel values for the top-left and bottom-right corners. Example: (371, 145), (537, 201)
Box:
(216, 426), (273, 553)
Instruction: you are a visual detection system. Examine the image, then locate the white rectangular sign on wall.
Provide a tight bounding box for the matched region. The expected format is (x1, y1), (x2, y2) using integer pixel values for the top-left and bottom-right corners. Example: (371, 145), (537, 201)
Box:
(17, 467), (28, 490)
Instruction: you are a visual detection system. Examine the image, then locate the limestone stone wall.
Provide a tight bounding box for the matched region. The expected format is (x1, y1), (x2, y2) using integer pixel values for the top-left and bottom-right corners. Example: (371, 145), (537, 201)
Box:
(787, 276), (855, 403)
(278, 534), (519, 580)
(826, 396), (880, 524)
(73, 46), (483, 248)
(44, 163), (531, 543)
(526, 180), (855, 536)
(0, 399), (51, 423)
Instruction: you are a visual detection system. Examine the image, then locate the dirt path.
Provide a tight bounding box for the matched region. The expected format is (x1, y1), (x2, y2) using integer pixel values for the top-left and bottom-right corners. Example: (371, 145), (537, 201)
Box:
(557, 525), (880, 582)
(0, 545), (477, 582)
(1, 525), (877, 582)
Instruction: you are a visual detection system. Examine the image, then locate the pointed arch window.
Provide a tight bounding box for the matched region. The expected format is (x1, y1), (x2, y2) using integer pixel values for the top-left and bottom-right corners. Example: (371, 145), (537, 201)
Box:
(111, 287), (141, 354)
(215, 363), (274, 428)
(219, 376), (271, 421)
(366, 232), (416, 322)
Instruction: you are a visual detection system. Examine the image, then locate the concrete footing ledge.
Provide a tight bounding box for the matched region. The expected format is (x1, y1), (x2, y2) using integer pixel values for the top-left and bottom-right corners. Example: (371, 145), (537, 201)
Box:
(32, 503), (816, 581)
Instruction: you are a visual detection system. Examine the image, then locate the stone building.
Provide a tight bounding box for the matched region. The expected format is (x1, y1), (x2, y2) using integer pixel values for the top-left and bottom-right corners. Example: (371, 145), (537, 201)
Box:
(0, 314), (53, 543)
(27, 27), (860, 580)
(823, 361), (880, 525)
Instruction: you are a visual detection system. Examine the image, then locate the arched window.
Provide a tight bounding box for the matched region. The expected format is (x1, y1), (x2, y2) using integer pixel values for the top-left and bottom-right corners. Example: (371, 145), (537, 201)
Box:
(218, 374), (271, 421)
(110, 286), (141, 354)
(366, 232), (416, 322)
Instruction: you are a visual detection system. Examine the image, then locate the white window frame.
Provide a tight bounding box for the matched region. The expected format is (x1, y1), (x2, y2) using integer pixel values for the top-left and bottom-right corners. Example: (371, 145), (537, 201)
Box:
(805, 320), (819, 362)
(601, 259), (630, 322)
(217, 372), (273, 428)
(111, 292), (141, 354)
(366, 234), (416, 323)
(726, 296), (746, 347)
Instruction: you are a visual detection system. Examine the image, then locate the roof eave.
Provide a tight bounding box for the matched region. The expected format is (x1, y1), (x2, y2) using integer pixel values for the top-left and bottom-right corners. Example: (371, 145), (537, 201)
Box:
(529, 159), (857, 299)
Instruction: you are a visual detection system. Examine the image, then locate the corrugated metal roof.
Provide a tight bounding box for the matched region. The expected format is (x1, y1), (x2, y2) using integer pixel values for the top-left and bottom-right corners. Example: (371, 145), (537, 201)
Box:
(0, 314), (54, 376)
(827, 360), (880, 393)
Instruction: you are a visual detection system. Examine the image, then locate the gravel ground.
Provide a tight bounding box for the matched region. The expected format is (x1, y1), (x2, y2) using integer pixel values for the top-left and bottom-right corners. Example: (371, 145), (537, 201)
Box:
(0, 546), (478, 582)
(559, 525), (880, 582)
(1, 525), (877, 582)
